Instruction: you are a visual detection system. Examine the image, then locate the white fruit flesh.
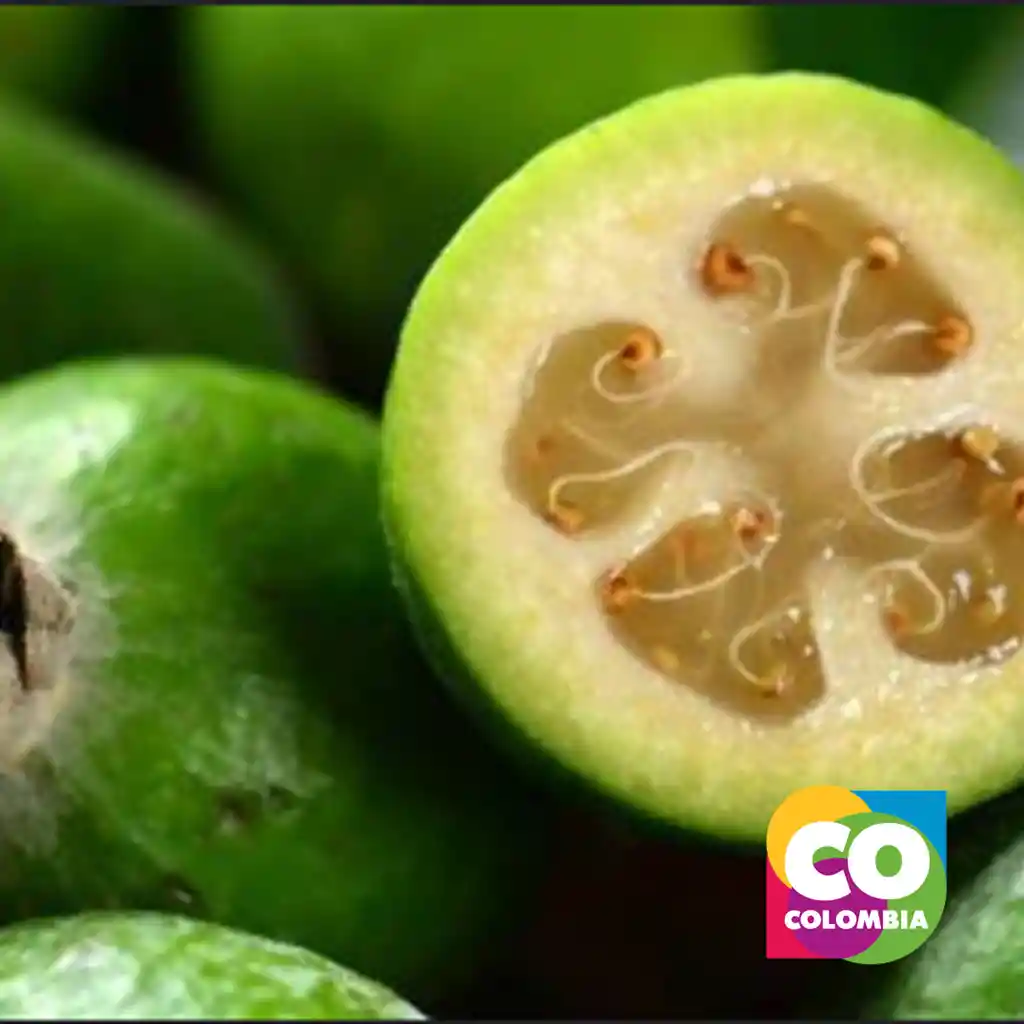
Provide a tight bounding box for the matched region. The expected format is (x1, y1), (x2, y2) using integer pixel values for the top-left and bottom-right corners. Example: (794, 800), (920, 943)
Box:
(384, 74), (1024, 836)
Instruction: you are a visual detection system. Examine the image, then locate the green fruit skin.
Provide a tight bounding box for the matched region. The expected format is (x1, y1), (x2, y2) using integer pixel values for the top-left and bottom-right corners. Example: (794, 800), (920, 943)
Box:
(0, 358), (550, 1003)
(0, 7), (117, 112)
(872, 827), (1024, 1020)
(0, 97), (304, 382)
(0, 912), (424, 1020)
(186, 5), (765, 400)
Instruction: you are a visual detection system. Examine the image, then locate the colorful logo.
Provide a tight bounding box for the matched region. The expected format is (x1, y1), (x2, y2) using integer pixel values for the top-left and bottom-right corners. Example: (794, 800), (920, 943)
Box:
(766, 786), (946, 964)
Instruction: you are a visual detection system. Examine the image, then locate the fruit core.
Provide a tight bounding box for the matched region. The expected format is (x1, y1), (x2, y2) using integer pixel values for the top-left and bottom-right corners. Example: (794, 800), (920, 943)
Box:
(505, 183), (1024, 723)
(0, 530), (76, 769)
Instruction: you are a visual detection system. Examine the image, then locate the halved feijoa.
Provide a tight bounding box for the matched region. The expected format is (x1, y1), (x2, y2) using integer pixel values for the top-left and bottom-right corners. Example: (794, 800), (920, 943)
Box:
(0, 912), (422, 1020)
(383, 72), (1024, 840)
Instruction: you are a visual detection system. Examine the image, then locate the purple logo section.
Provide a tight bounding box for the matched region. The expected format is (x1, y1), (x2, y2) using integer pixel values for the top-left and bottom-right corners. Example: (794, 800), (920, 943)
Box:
(787, 857), (887, 959)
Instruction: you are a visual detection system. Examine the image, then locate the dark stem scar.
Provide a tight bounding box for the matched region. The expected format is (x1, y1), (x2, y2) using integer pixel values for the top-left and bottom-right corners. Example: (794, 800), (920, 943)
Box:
(0, 533), (29, 691)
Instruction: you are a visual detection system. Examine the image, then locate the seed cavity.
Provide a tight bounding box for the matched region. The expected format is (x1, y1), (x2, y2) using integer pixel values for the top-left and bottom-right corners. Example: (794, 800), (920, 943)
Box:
(506, 182), (1018, 722)
(507, 321), (697, 535)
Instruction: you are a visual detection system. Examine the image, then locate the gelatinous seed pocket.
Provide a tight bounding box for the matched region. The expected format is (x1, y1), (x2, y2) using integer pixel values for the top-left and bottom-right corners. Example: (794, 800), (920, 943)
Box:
(503, 175), (1007, 725)
(874, 545), (1024, 666)
(850, 425), (997, 545)
(594, 498), (827, 721)
(506, 321), (695, 535)
(697, 184), (972, 390)
(849, 422), (1024, 666)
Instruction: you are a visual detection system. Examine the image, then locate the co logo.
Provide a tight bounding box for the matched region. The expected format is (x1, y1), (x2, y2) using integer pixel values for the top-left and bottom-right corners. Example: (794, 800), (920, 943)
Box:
(786, 819), (931, 902)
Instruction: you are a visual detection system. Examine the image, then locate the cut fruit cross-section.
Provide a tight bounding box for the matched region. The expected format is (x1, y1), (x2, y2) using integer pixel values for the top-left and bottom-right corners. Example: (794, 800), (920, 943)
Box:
(383, 73), (1024, 839)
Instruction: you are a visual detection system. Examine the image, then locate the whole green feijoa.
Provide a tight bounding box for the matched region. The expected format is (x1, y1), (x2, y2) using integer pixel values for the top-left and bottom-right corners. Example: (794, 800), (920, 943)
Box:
(186, 5), (765, 401)
(0, 357), (549, 1003)
(0, 912), (423, 1020)
(382, 71), (1024, 841)
(0, 96), (303, 382)
(872, 829), (1024, 1020)
(0, 6), (117, 113)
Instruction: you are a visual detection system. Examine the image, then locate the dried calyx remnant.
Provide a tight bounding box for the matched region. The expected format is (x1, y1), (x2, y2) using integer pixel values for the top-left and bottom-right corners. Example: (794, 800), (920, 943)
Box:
(0, 529), (76, 767)
(505, 183), (1024, 722)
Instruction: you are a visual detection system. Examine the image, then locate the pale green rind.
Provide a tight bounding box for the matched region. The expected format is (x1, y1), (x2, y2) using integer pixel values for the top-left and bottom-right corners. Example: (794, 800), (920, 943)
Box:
(0, 913), (424, 1020)
(383, 72), (1024, 841)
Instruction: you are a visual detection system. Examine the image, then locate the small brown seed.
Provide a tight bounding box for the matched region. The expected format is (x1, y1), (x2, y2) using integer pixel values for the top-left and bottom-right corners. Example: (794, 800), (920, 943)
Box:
(933, 315), (973, 359)
(700, 242), (754, 296)
(618, 327), (663, 372)
(600, 571), (637, 614)
(883, 602), (912, 638)
(865, 232), (901, 271)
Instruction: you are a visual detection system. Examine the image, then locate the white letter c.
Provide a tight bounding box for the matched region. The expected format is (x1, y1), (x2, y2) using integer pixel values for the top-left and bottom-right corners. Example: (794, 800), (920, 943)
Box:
(785, 821), (852, 901)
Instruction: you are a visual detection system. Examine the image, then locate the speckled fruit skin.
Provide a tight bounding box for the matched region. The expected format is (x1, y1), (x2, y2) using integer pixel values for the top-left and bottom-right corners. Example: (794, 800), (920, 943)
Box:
(0, 358), (550, 1004)
(0, 97), (303, 383)
(186, 5), (764, 401)
(871, 825), (1024, 1020)
(0, 912), (424, 1020)
(0, 7), (117, 112)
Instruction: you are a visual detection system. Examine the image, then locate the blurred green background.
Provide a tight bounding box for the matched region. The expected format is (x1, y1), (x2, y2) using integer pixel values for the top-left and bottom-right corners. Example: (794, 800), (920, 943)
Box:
(4, 3), (1022, 1019)
(28, 2), (1017, 411)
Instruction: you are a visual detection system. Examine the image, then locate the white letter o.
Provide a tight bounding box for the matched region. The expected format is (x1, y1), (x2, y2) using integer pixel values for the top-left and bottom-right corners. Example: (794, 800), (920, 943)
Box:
(847, 822), (930, 900)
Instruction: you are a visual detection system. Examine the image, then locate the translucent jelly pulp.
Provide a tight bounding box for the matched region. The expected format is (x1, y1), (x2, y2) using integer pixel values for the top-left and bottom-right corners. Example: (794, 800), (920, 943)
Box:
(505, 183), (1024, 723)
